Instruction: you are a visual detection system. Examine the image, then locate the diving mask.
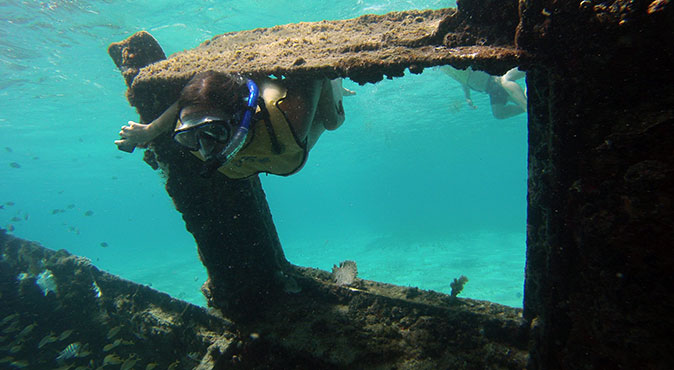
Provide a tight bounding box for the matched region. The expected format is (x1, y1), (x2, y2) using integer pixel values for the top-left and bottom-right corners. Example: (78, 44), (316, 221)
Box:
(173, 114), (233, 153)
(200, 78), (260, 177)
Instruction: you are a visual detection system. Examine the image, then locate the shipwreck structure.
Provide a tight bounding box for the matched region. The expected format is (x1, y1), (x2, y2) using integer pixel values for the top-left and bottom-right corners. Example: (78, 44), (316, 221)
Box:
(1, 0), (672, 368)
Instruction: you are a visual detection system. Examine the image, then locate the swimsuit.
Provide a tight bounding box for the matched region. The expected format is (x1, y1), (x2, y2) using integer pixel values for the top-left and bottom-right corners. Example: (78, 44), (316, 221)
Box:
(215, 83), (308, 179)
(485, 76), (509, 106)
(185, 82), (308, 179)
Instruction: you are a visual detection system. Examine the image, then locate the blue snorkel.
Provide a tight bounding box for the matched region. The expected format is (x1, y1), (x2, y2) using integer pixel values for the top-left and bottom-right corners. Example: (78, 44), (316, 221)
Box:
(200, 79), (259, 177)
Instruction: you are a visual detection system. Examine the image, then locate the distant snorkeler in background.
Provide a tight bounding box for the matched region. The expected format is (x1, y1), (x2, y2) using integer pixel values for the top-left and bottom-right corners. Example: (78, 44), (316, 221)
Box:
(441, 66), (527, 119)
(115, 71), (353, 178)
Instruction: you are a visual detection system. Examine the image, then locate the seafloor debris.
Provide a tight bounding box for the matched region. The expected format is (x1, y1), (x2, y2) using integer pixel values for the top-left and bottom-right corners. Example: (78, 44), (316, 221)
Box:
(332, 260), (358, 286)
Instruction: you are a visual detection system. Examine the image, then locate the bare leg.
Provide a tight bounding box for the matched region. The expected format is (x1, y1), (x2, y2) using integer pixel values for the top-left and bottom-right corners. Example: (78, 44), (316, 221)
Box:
(491, 103), (526, 119)
(500, 68), (527, 111)
(306, 79), (347, 149)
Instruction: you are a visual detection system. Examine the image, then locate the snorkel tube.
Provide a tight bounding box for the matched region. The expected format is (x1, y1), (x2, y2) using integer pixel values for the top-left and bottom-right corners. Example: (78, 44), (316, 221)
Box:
(200, 79), (259, 177)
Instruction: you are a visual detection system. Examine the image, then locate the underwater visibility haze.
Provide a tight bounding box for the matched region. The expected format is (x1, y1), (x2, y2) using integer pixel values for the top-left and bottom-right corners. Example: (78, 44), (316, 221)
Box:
(0, 0), (526, 308)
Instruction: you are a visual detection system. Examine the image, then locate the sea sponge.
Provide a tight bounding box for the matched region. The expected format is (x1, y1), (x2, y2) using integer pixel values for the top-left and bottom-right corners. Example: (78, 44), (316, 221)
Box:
(450, 275), (469, 297)
(332, 260), (358, 286)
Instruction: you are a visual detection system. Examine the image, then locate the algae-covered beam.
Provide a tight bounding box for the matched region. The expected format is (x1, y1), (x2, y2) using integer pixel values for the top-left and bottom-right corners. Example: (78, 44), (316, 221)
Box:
(517, 0), (674, 368)
(126, 5), (521, 111)
(109, 32), (292, 320)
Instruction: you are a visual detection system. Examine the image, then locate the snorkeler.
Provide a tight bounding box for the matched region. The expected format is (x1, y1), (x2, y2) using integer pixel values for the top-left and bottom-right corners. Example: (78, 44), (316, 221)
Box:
(441, 66), (527, 119)
(115, 71), (349, 178)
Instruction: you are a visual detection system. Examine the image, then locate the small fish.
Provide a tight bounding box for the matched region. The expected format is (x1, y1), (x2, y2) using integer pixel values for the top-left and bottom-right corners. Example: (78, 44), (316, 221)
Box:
(5, 202), (14, 206)
(0, 205), (3, 210)
(23, 213), (28, 220)
(7, 225), (14, 232)
(92, 281), (102, 298)
(145, 363), (158, 370)
(103, 354), (122, 365)
(0, 313), (19, 326)
(84, 210), (94, 216)
(10, 360), (29, 368)
(0, 356), (13, 363)
(56, 342), (81, 361)
(9, 344), (22, 353)
(5, 147), (12, 152)
(106, 326), (121, 340)
(187, 352), (202, 362)
(167, 360), (180, 370)
(648, 0), (669, 14)
(66, 204), (75, 209)
(102, 338), (121, 352)
(52, 209), (64, 215)
(2, 321), (20, 334)
(10, 216), (21, 222)
(9, 162), (21, 169)
(100, 242), (109, 248)
(58, 329), (74, 341)
(38, 333), (58, 348)
(120, 357), (138, 370)
(17, 322), (36, 337)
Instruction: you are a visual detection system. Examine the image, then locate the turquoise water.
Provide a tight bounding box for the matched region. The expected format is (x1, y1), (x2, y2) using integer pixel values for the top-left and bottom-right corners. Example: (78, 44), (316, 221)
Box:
(0, 0), (526, 307)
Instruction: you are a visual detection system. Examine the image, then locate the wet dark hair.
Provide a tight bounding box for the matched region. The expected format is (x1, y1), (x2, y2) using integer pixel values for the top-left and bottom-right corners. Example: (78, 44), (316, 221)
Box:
(177, 71), (248, 114)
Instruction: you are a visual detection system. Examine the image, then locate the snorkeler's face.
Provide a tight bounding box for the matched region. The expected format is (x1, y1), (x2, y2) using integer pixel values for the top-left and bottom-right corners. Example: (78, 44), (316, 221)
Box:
(195, 131), (227, 159)
(173, 107), (235, 157)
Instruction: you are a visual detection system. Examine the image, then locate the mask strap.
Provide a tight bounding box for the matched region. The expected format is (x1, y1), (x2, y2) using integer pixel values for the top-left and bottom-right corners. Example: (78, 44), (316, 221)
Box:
(200, 79), (259, 177)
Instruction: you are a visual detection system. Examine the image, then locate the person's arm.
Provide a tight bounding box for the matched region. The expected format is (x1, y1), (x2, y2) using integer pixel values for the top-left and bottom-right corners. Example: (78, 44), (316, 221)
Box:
(442, 66), (477, 109)
(462, 85), (477, 109)
(115, 102), (179, 149)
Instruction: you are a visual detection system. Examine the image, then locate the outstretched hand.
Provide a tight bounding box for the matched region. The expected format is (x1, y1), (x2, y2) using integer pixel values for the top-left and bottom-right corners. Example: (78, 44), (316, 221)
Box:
(115, 121), (153, 148)
(466, 99), (477, 110)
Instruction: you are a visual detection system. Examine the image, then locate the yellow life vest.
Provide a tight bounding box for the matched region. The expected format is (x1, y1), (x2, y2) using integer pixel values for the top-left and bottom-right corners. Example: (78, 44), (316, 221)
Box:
(190, 81), (308, 179)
